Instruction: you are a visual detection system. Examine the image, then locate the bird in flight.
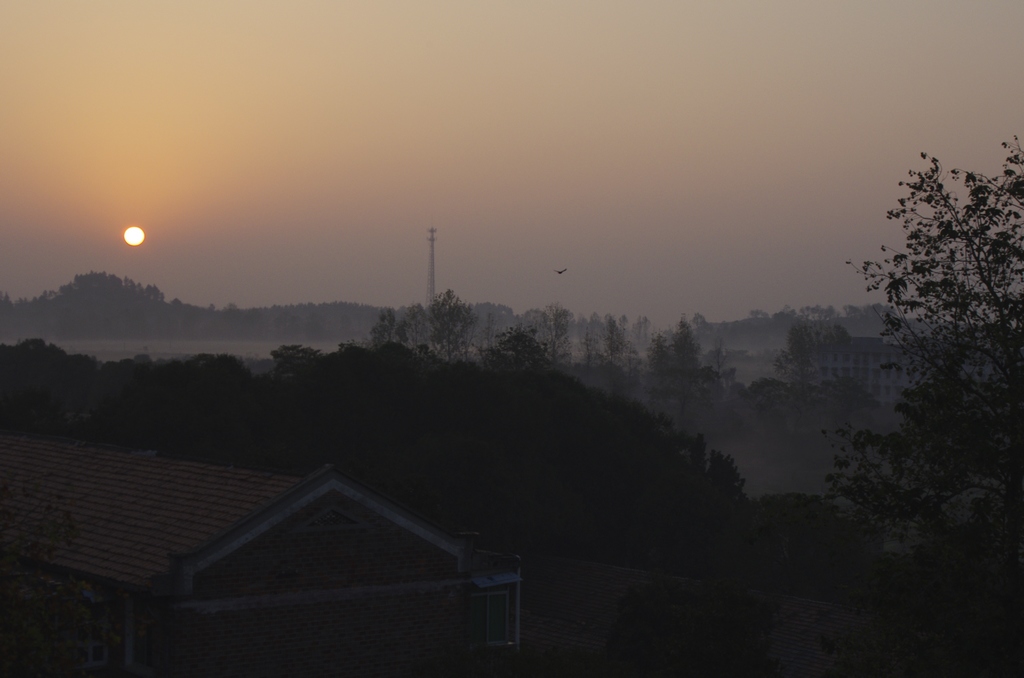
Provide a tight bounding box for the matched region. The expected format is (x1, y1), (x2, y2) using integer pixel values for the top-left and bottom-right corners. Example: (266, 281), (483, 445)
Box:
(555, 268), (567, 274)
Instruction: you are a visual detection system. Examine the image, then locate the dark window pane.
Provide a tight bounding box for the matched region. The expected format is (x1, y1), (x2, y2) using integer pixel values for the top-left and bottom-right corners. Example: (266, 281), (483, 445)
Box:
(487, 594), (507, 644)
(470, 596), (487, 644)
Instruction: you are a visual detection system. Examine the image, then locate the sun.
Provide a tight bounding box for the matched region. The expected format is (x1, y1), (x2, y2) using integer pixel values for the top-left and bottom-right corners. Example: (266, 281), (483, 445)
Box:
(123, 226), (146, 247)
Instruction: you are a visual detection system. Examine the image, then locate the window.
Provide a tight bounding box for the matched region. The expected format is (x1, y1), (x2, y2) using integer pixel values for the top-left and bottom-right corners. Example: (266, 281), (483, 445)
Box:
(75, 606), (110, 670)
(125, 598), (160, 675)
(471, 591), (508, 645)
(78, 634), (107, 669)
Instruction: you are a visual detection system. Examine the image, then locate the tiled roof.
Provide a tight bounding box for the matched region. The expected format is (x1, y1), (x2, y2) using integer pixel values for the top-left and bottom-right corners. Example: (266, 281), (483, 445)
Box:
(0, 432), (299, 589)
(520, 555), (866, 678)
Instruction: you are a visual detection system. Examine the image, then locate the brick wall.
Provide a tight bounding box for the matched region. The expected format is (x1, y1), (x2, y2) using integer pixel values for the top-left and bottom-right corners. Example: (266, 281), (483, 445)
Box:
(170, 491), (471, 676)
(171, 588), (467, 677)
(192, 491), (460, 599)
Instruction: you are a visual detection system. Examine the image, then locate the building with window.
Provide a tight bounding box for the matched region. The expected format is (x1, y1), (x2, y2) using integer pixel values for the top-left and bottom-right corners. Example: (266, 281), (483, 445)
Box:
(0, 432), (519, 676)
(816, 336), (907, 404)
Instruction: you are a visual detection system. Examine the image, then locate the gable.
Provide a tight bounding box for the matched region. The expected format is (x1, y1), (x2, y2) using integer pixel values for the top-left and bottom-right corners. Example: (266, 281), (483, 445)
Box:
(188, 489), (466, 600)
(162, 467), (474, 595)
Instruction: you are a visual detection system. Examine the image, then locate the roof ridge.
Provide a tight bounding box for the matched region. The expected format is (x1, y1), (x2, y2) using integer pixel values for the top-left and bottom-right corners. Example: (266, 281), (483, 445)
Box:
(0, 429), (299, 479)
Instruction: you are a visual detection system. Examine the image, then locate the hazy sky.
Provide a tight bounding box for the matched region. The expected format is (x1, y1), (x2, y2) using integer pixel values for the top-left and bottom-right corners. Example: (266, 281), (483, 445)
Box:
(2, 1), (1022, 326)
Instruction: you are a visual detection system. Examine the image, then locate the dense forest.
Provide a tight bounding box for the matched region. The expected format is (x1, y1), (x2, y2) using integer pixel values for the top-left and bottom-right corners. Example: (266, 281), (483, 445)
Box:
(0, 272), (894, 495)
(0, 336), (875, 605)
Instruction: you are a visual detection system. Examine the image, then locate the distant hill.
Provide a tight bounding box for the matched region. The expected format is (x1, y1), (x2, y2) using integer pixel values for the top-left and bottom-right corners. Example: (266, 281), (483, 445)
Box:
(0, 272), (382, 343)
(0, 272), (887, 356)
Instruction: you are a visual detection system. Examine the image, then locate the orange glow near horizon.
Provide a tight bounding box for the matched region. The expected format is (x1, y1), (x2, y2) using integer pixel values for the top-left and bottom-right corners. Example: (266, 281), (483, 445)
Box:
(2, 2), (1024, 322)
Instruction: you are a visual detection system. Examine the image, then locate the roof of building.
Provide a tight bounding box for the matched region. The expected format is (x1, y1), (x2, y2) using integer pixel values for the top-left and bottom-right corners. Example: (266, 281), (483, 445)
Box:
(0, 431), (299, 589)
(520, 555), (866, 678)
(0, 432), (498, 593)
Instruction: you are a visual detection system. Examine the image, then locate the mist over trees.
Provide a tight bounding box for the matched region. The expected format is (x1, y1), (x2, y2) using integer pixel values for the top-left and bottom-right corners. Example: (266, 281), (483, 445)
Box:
(0, 271), (886, 357)
(647, 316), (718, 424)
(1, 272), (894, 496)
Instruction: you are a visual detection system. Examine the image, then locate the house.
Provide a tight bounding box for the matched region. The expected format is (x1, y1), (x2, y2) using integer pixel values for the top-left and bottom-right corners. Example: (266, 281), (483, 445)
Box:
(0, 431), (519, 677)
(520, 555), (865, 678)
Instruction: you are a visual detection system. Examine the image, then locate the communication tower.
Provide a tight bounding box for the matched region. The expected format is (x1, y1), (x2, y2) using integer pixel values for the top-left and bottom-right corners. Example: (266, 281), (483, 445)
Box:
(427, 228), (437, 305)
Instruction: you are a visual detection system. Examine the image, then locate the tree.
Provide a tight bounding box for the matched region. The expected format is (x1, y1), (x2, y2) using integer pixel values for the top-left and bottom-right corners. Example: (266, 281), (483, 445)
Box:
(270, 344), (322, 380)
(631, 315), (652, 355)
(534, 303), (573, 366)
(428, 290), (477, 362)
(741, 377), (791, 420)
(481, 325), (550, 372)
(707, 336), (736, 400)
(368, 307), (399, 347)
(773, 321), (850, 386)
(0, 339), (102, 413)
(396, 303), (430, 348)
(829, 139), (1024, 675)
(591, 314), (640, 396)
(602, 314), (630, 369)
(727, 493), (877, 603)
(0, 389), (68, 435)
(82, 354), (267, 463)
(819, 376), (878, 427)
(648, 316), (716, 423)
(475, 310), (499, 356)
(577, 313), (603, 369)
(1, 475), (95, 676)
(607, 577), (780, 678)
